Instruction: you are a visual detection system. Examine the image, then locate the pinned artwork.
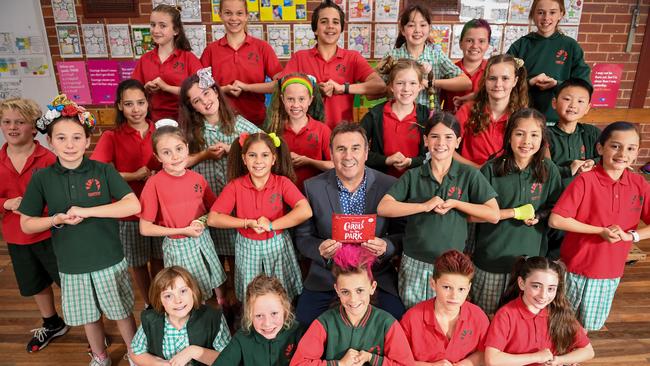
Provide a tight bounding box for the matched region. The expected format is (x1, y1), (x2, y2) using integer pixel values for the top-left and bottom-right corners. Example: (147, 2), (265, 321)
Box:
(430, 25), (452, 57)
(0, 33), (15, 54)
(450, 24), (465, 59)
(82, 24), (108, 58)
(486, 25), (504, 58)
(55, 24), (82, 58)
(294, 24), (316, 52)
(248, 24), (265, 40)
(52, 0), (77, 23)
(267, 24), (291, 58)
(348, 23), (372, 58)
(178, 0), (202, 22)
(508, 0), (532, 23)
(131, 25), (154, 58)
(374, 0), (399, 22)
(212, 24), (226, 41)
(107, 24), (134, 58)
(185, 25), (207, 58)
(373, 23), (397, 58)
(561, 0), (583, 25)
(348, 0), (372, 22)
(502, 25), (529, 53)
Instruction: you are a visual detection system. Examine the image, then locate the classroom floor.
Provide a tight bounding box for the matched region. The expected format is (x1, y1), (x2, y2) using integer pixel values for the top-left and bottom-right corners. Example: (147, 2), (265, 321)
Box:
(0, 239), (648, 365)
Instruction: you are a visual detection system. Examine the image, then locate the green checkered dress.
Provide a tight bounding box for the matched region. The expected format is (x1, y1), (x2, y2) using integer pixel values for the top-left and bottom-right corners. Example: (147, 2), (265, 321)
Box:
(383, 43), (463, 109)
(119, 221), (164, 267)
(131, 313), (231, 357)
(234, 231), (303, 302)
(398, 254), (435, 309)
(60, 258), (134, 326)
(470, 266), (510, 315)
(565, 272), (620, 331)
(162, 230), (227, 302)
(192, 116), (260, 256)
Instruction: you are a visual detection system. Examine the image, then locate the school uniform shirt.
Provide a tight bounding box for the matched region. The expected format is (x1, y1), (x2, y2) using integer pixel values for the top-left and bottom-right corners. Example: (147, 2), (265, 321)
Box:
(290, 305), (415, 366)
(1, 142), (56, 245)
(485, 296), (590, 366)
(281, 47), (375, 129)
(90, 121), (161, 221)
(507, 32), (591, 122)
(213, 321), (303, 366)
(139, 169), (216, 239)
(548, 123), (601, 188)
(386, 44), (463, 109)
(441, 59), (487, 112)
(387, 159), (497, 263)
(552, 164), (650, 279)
(18, 157), (131, 274)
(360, 102), (429, 178)
(400, 298), (489, 364)
(456, 102), (509, 166)
(132, 47), (203, 122)
(474, 158), (562, 273)
(200, 35), (283, 126)
(283, 116), (332, 191)
(211, 173), (305, 240)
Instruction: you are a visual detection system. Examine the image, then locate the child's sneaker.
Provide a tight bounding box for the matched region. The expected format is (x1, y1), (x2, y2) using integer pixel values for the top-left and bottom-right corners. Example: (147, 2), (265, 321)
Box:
(89, 353), (112, 366)
(26, 323), (70, 352)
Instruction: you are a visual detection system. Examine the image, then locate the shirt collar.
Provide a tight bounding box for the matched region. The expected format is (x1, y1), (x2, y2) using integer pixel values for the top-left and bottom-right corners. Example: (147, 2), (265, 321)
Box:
(338, 304), (373, 328)
(284, 118), (313, 136)
(1, 141), (48, 172)
(420, 159), (460, 181)
(336, 168), (368, 193)
(515, 296), (548, 320)
(218, 34), (252, 47)
(423, 298), (470, 330)
(594, 163), (631, 186)
(241, 173), (278, 190)
(310, 45), (344, 61)
(120, 120), (155, 136)
(52, 156), (92, 174)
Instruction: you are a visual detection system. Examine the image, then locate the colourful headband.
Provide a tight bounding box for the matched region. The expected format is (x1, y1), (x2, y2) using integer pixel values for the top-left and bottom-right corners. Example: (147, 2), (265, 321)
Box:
(281, 76), (313, 96)
(197, 67), (215, 89)
(36, 94), (96, 134)
(155, 118), (179, 129)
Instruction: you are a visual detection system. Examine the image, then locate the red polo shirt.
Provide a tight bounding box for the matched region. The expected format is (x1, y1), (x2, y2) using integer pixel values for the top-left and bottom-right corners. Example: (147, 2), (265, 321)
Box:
(442, 59), (487, 112)
(281, 47), (375, 129)
(456, 102), (509, 165)
(553, 164), (650, 278)
(382, 102), (422, 178)
(91, 121), (161, 221)
(486, 297), (590, 365)
(0, 142), (55, 244)
(400, 298), (489, 363)
(200, 35), (283, 126)
(283, 116), (332, 191)
(139, 169), (216, 239)
(132, 47), (202, 122)
(210, 173), (305, 240)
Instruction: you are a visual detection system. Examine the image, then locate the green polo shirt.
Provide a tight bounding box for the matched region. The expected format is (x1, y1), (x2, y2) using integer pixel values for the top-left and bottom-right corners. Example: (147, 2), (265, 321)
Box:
(387, 159), (497, 263)
(548, 123), (601, 188)
(474, 159), (562, 273)
(19, 157), (130, 274)
(212, 321), (303, 366)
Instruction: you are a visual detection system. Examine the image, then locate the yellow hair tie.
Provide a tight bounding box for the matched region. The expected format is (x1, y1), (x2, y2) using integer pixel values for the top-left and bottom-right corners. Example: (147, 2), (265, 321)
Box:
(268, 132), (281, 148)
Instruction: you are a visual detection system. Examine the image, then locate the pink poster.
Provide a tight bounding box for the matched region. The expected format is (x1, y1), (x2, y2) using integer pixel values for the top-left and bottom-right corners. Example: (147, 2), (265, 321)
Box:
(56, 61), (92, 105)
(118, 60), (137, 81)
(87, 60), (120, 104)
(590, 63), (623, 108)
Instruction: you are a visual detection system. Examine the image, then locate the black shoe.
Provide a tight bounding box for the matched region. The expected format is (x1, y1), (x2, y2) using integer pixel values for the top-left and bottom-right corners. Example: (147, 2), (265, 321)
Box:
(27, 323), (70, 353)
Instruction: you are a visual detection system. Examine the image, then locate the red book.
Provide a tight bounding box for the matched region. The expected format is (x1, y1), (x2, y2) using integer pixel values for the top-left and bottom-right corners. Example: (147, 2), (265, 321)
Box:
(331, 214), (377, 243)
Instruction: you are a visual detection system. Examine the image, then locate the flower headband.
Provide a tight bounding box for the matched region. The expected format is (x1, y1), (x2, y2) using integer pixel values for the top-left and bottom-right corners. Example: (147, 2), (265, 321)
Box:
(155, 118), (179, 129)
(36, 94), (96, 134)
(238, 132), (281, 148)
(197, 67), (215, 89)
(281, 75), (316, 96)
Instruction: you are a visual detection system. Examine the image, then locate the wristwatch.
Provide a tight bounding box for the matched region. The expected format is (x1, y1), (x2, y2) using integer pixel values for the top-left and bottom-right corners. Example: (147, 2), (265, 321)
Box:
(343, 82), (350, 94)
(628, 230), (640, 243)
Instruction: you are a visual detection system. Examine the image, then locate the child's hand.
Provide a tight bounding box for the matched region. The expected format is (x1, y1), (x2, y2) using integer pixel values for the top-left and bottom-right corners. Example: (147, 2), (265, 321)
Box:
(599, 226), (621, 243)
(215, 141), (230, 154)
(421, 196), (444, 213)
(431, 359), (454, 366)
(56, 213), (83, 226)
(385, 152), (406, 167)
(570, 160), (586, 176)
(257, 216), (272, 231)
(144, 80), (161, 93)
(206, 144), (226, 160)
(133, 166), (151, 181)
(3, 196), (22, 211)
(535, 348), (554, 364)
(185, 223), (204, 237)
(537, 77), (558, 90)
(580, 159), (595, 173)
(361, 237), (387, 257)
(291, 152), (309, 167)
(169, 345), (196, 366)
(357, 350), (373, 364)
(231, 80), (249, 93)
(393, 157), (412, 169)
(150, 77), (171, 93)
(224, 84), (243, 97)
(339, 348), (363, 366)
(319, 239), (342, 259)
(434, 199), (457, 215)
(66, 206), (90, 219)
(524, 216), (540, 226)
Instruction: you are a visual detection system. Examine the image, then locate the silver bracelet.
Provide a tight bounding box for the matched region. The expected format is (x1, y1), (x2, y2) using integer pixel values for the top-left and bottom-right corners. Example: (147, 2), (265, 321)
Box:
(51, 213), (64, 229)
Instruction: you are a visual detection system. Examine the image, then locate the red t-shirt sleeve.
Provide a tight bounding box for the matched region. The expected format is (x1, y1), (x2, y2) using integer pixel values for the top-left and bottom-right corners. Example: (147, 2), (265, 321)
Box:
(374, 321), (416, 366)
(131, 59), (145, 83)
(90, 130), (116, 163)
(639, 179), (650, 223)
(484, 308), (512, 351)
(352, 51), (375, 83)
(139, 178), (160, 222)
(281, 53), (301, 79)
(199, 44), (212, 66)
(261, 41), (283, 79)
(474, 306), (490, 351)
(186, 52), (203, 74)
(203, 179), (217, 209)
(398, 309), (416, 348)
(455, 103), (471, 137)
(280, 176), (306, 207)
(289, 320), (328, 366)
(572, 324), (591, 349)
(552, 176), (586, 218)
(210, 180), (237, 214)
(321, 125), (332, 160)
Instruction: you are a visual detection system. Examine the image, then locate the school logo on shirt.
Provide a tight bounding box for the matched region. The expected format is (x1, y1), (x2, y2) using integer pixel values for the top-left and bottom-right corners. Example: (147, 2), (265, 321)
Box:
(447, 186), (463, 200)
(335, 63), (347, 76)
(530, 182), (543, 200)
(284, 343), (295, 358)
(580, 145), (586, 159)
(631, 195), (644, 211)
(247, 51), (259, 64)
(85, 178), (102, 197)
(367, 345), (381, 354)
(555, 50), (568, 65)
(193, 183), (203, 193)
(307, 132), (319, 149)
(269, 192), (282, 211)
(173, 61), (185, 72)
(459, 328), (473, 340)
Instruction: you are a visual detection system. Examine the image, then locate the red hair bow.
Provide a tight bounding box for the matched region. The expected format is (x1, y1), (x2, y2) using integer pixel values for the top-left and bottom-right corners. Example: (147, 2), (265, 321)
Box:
(238, 132), (250, 147)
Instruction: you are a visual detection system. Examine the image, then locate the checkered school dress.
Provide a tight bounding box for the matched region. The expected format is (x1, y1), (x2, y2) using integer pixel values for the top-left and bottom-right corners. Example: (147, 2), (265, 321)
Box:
(399, 254), (436, 309)
(192, 116), (260, 256)
(470, 267), (511, 315)
(162, 230), (226, 301)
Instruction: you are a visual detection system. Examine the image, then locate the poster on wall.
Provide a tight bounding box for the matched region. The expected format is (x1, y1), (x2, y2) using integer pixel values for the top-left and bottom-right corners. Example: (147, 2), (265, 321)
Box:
(131, 25), (154, 58)
(267, 24), (291, 58)
(185, 25), (207, 58)
(348, 23), (372, 58)
(211, 25), (225, 41)
(450, 24), (465, 59)
(430, 25), (452, 57)
(248, 24), (264, 40)
(118, 60), (137, 81)
(260, 0), (308, 21)
(55, 25), (83, 58)
(18, 56), (49, 77)
(590, 63), (623, 108)
(348, 0), (372, 22)
(0, 57), (19, 78)
(508, 0), (532, 23)
(15, 35), (46, 55)
(294, 24), (316, 52)
(374, 0), (399, 22)
(87, 60), (120, 105)
(486, 24), (504, 58)
(502, 25), (529, 53)
(461, 0), (509, 24)
(179, 0), (202, 22)
(56, 61), (92, 104)
(0, 33), (15, 54)
(374, 23), (397, 58)
(211, 0), (222, 21)
(561, 0), (583, 25)
(248, 0), (262, 21)
(107, 24), (134, 58)
(0, 79), (22, 99)
(51, 0), (77, 23)
(82, 24), (108, 58)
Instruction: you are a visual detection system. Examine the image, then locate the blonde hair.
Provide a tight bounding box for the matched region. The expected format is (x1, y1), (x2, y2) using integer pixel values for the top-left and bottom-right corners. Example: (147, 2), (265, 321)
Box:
(149, 266), (202, 314)
(242, 274), (295, 333)
(0, 98), (42, 126)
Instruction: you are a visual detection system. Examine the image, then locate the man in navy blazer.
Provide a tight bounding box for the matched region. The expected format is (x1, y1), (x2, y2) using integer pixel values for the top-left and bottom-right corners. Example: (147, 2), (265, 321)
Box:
(294, 122), (405, 325)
